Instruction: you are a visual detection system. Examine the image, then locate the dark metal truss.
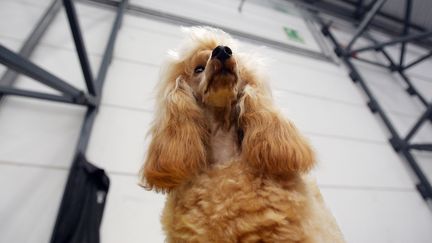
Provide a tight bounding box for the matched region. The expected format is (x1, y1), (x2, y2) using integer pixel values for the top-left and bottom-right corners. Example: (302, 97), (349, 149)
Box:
(0, 0), (128, 239)
(319, 0), (432, 200)
(287, 0), (432, 50)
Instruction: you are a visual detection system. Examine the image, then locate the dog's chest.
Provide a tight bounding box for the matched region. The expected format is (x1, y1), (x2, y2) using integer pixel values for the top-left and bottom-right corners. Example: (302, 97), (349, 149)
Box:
(209, 123), (239, 165)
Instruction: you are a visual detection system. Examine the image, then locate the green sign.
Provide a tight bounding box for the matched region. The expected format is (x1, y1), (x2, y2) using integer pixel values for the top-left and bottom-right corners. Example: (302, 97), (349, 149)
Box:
(283, 27), (304, 43)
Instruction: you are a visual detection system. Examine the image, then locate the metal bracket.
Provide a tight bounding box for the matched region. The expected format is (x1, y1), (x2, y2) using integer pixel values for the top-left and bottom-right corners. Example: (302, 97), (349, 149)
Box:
(349, 71), (360, 83)
(367, 100), (378, 113)
(389, 137), (405, 152)
(417, 183), (432, 200)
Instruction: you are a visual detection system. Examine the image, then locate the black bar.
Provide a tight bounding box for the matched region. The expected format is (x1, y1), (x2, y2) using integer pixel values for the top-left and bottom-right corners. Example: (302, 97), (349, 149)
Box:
(0, 0), (62, 102)
(78, 0), (127, 154)
(404, 105), (432, 142)
(352, 56), (390, 68)
(363, 32), (398, 67)
(0, 86), (87, 105)
(63, 0), (96, 96)
(73, 0), (129, 154)
(351, 30), (432, 54)
(76, 107), (97, 155)
(408, 144), (432, 151)
(0, 44), (84, 98)
(399, 0), (412, 67)
(94, 0), (128, 94)
(403, 50), (432, 70)
(346, 0), (386, 50)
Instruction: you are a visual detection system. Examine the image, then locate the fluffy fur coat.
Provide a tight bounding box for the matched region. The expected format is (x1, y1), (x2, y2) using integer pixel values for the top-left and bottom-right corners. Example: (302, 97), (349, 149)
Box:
(140, 27), (345, 243)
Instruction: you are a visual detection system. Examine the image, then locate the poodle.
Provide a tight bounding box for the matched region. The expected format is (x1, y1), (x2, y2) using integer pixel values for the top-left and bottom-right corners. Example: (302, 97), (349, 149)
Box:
(140, 26), (344, 243)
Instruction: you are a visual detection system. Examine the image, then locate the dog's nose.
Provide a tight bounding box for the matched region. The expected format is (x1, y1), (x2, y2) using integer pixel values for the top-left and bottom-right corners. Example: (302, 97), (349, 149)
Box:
(211, 45), (232, 62)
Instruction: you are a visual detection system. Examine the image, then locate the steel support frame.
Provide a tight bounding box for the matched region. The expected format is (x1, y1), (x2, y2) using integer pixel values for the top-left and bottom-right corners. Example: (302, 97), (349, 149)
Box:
(83, 0), (333, 62)
(320, 0), (432, 201)
(286, 0), (432, 49)
(0, 0), (62, 102)
(0, 0), (128, 238)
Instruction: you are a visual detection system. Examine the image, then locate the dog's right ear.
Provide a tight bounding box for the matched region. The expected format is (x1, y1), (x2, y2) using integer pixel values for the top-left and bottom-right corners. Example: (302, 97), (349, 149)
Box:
(237, 76), (315, 176)
(139, 67), (209, 192)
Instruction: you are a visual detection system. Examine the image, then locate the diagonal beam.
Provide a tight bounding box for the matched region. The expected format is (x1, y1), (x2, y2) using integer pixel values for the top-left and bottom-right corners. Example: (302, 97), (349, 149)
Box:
(403, 50), (432, 70)
(404, 104), (432, 143)
(0, 0), (62, 102)
(0, 44), (84, 98)
(0, 86), (89, 105)
(63, 0), (96, 96)
(94, 0), (128, 95)
(351, 30), (432, 54)
(346, 0), (386, 51)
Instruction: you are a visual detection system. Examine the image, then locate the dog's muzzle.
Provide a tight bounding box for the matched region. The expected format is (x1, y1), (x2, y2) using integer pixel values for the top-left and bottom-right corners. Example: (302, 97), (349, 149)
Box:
(203, 45), (237, 108)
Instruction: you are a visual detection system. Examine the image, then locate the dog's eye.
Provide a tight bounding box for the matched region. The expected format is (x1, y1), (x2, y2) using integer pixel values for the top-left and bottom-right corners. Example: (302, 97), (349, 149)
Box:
(194, 65), (205, 74)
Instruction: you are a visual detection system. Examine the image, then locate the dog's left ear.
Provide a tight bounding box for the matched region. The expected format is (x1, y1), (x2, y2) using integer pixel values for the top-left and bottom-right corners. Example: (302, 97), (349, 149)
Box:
(139, 69), (209, 192)
(238, 80), (315, 175)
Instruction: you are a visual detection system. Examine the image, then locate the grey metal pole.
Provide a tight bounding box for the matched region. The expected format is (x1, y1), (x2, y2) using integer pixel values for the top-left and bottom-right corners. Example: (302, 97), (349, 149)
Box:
(0, 86), (84, 105)
(399, 0), (412, 66)
(0, 0), (62, 102)
(351, 30), (432, 54)
(63, 0), (96, 96)
(403, 50), (432, 70)
(0, 44), (85, 98)
(346, 0), (386, 50)
(404, 104), (432, 143)
(94, 0), (128, 94)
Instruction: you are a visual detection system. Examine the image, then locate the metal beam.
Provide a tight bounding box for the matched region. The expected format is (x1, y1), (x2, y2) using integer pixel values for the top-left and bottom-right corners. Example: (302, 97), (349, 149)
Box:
(362, 33), (429, 106)
(63, 0), (96, 96)
(346, 0), (386, 50)
(321, 21), (432, 201)
(297, 0), (429, 41)
(0, 86), (86, 105)
(0, 0), (62, 102)
(404, 104), (432, 143)
(351, 30), (432, 54)
(0, 44), (84, 99)
(94, 0), (128, 95)
(352, 56), (390, 68)
(399, 0), (412, 67)
(403, 50), (432, 70)
(409, 144), (432, 151)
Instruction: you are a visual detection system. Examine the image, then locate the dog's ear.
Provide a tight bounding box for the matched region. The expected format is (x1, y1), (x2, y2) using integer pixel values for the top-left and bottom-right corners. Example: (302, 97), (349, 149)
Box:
(238, 81), (315, 176)
(140, 70), (209, 192)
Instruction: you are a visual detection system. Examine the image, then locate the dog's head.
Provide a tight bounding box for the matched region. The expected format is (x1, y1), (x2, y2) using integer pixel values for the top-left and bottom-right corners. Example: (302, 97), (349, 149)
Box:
(140, 27), (315, 192)
(162, 27), (247, 123)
